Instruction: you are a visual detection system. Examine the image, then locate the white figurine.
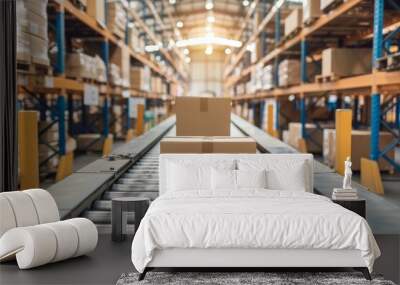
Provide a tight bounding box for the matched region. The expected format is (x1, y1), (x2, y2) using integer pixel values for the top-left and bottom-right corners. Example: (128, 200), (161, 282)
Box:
(343, 156), (352, 190)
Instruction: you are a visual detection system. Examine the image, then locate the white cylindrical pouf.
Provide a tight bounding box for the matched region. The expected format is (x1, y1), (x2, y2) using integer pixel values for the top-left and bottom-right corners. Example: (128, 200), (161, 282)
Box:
(0, 192), (39, 227)
(0, 196), (17, 237)
(42, 221), (79, 262)
(66, 218), (98, 257)
(0, 226), (57, 269)
(24, 189), (60, 223)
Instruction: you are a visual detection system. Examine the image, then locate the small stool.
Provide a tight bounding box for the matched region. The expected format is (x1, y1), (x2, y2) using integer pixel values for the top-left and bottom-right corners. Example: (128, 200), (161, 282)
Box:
(111, 197), (150, 242)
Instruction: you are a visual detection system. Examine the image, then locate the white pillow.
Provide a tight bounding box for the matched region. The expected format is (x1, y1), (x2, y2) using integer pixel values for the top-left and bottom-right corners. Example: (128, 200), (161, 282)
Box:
(238, 159), (308, 191)
(167, 160), (236, 192)
(236, 169), (267, 189)
(266, 162), (306, 191)
(211, 168), (236, 190)
(167, 162), (210, 191)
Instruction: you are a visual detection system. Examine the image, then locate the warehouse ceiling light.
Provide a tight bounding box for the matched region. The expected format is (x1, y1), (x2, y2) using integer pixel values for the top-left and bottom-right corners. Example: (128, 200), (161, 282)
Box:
(205, 45), (213, 55)
(183, 48), (190, 55)
(224, 48), (231, 55)
(169, 0), (176, 4)
(205, 0), (214, 10)
(242, 0), (250, 7)
(176, 20), (184, 28)
(176, 36), (242, 48)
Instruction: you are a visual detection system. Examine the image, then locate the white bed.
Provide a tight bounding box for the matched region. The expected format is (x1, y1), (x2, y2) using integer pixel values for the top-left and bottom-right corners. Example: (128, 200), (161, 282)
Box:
(131, 154), (380, 280)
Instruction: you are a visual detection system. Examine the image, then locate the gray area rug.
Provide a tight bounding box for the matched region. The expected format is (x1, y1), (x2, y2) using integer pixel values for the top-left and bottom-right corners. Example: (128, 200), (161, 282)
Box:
(116, 272), (396, 285)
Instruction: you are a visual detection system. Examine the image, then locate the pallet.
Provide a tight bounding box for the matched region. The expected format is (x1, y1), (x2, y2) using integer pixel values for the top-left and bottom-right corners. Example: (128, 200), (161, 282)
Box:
(321, 0), (344, 13)
(315, 73), (340, 83)
(17, 61), (52, 75)
(376, 52), (400, 71)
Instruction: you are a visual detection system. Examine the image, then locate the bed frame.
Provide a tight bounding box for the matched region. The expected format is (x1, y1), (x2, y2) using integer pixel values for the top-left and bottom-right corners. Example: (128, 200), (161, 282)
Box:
(138, 154), (372, 281)
(139, 248), (371, 280)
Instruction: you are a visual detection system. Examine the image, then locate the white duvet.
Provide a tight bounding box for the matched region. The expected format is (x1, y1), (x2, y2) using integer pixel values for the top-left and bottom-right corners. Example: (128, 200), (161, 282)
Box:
(131, 190), (380, 273)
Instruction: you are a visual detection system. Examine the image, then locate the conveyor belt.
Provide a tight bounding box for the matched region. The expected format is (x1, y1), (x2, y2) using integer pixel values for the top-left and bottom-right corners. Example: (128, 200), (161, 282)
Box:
(48, 115), (400, 235)
(81, 124), (248, 234)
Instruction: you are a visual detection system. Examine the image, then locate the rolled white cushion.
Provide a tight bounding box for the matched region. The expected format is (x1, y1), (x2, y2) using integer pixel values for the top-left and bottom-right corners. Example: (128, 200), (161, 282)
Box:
(42, 221), (79, 262)
(0, 196), (17, 237)
(24, 189), (60, 223)
(0, 226), (57, 269)
(65, 218), (98, 257)
(0, 192), (39, 227)
(0, 218), (98, 269)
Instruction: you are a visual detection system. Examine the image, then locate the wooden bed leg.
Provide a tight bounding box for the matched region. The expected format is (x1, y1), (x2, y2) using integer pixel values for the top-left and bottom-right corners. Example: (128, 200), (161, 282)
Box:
(354, 267), (371, 280)
(138, 268), (148, 281)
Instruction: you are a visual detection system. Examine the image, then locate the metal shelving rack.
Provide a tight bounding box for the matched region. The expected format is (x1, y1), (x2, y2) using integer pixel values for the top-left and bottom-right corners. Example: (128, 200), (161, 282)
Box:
(224, 0), (400, 193)
(224, 0), (400, 176)
(18, 0), (186, 181)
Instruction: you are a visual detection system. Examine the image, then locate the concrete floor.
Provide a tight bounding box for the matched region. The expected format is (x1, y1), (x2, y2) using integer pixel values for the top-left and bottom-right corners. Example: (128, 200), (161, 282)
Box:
(1, 234), (398, 285)
(0, 235), (133, 285)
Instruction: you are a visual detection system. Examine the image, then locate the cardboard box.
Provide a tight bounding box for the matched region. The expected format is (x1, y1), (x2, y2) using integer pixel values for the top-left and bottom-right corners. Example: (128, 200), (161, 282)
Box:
(160, 137), (257, 154)
(130, 66), (150, 91)
(323, 129), (395, 171)
(66, 52), (99, 79)
(110, 46), (130, 87)
(87, 0), (105, 26)
(107, 1), (126, 38)
(30, 34), (49, 65)
(322, 48), (372, 77)
(303, 0), (321, 24)
(278, 59), (300, 87)
(288, 122), (324, 153)
(176, 97), (231, 136)
(284, 9), (302, 37)
(27, 10), (48, 40)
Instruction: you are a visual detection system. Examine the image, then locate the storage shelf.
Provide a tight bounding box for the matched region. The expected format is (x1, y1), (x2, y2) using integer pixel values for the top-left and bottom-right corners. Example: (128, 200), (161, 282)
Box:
(225, 0), (365, 87)
(52, 0), (181, 84)
(19, 76), (171, 100)
(232, 71), (400, 101)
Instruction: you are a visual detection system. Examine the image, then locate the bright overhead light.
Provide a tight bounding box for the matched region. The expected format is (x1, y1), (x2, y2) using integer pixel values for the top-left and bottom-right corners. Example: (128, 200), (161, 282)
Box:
(128, 22), (134, 28)
(205, 45), (213, 55)
(145, 44), (160, 52)
(176, 20), (183, 28)
(185, 57), (191, 63)
(183, 48), (190, 55)
(169, 0), (176, 4)
(242, 0), (250, 7)
(176, 36), (242, 48)
(207, 15), (215, 23)
(205, 0), (213, 10)
(224, 48), (231, 55)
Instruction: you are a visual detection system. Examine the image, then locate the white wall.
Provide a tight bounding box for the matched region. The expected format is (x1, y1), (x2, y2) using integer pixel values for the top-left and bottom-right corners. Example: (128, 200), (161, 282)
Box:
(188, 49), (224, 97)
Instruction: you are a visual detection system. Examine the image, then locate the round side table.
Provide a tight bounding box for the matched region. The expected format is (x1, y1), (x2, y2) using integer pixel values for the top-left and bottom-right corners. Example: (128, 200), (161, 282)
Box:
(111, 197), (150, 242)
